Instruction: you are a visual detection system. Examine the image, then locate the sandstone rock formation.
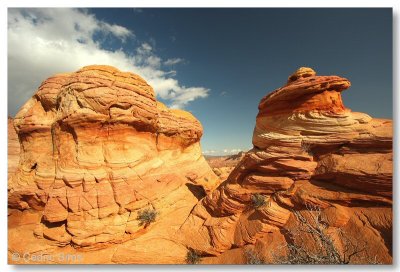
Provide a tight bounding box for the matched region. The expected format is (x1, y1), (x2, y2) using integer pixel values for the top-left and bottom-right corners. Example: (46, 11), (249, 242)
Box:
(8, 66), (392, 264)
(8, 117), (20, 176)
(180, 67), (392, 264)
(8, 65), (219, 263)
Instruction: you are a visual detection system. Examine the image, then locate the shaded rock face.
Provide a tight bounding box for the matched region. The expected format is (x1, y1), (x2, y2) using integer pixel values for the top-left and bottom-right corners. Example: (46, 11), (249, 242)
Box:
(8, 65), (218, 250)
(180, 67), (392, 263)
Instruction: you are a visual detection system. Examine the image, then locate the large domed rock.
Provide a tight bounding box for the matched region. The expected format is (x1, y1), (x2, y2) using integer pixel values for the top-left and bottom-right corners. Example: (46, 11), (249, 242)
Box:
(8, 65), (219, 254)
(179, 67), (392, 264)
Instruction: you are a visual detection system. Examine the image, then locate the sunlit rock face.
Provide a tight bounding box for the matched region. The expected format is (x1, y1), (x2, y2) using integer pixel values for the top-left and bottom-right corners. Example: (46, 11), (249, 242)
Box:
(180, 67), (392, 264)
(8, 65), (219, 250)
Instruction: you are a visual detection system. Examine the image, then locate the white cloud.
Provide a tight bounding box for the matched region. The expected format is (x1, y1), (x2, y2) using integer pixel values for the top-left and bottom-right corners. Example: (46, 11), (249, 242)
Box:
(137, 42), (153, 54)
(169, 87), (209, 108)
(223, 149), (242, 154)
(8, 8), (209, 116)
(203, 148), (246, 156)
(164, 58), (184, 66)
(100, 22), (133, 42)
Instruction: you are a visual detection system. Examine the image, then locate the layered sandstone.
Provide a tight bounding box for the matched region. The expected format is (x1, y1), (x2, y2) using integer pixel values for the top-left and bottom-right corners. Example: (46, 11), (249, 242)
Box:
(8, 65), (219, 261)
(180, 67), (392, 264)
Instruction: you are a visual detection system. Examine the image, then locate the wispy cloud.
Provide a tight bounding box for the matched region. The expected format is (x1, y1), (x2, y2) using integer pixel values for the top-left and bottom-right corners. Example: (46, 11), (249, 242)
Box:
(202, 150), (217, 154)
(99, 22), (134, 42)
(8, 8), (209, 115)
(225, 149), (242, 153)
(164, 58), (184, 66)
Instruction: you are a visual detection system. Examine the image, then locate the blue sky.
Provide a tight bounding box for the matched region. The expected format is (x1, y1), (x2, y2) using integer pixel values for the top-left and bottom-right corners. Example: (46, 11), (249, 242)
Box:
(8, 8), (392, 155)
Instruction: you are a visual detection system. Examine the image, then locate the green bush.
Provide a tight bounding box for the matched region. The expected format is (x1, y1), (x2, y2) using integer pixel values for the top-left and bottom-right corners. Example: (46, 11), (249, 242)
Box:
(137, 208), (157, 226)
(251, 193), (267, 209)
(186, 248), (202, 264)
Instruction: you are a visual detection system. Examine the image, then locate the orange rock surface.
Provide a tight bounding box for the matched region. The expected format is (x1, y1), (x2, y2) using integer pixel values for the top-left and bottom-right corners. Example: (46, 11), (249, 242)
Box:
(8, 65), (219, 263)
(179, 67), (392, 264)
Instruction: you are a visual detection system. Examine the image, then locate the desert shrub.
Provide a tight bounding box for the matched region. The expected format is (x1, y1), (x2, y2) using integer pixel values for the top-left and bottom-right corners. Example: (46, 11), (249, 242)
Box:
(186, 248), (202, 264)
(273, 204), (380, 264)
(137, 208), (157, 227)
(251, 193), (267, 209)
(301, 141), (313, 156)
(244, 249), (266, 264)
